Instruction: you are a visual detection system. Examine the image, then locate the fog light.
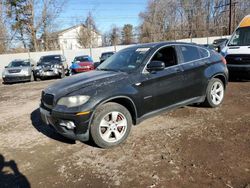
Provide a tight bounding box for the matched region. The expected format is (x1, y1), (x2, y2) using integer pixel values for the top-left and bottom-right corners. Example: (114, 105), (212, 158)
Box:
(59, 120), (76, 129)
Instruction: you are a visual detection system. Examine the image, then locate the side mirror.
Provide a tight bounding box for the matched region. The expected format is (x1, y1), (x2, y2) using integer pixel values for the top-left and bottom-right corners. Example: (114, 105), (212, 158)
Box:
(4, 66), (8, 68)
(146, 61), (165, 72)
(31, 64), (34, 67)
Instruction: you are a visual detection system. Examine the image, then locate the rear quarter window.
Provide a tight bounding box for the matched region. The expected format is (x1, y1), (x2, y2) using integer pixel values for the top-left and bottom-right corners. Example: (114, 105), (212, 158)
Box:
(180, 45), (201, 62)
(198, 47), (210, 58)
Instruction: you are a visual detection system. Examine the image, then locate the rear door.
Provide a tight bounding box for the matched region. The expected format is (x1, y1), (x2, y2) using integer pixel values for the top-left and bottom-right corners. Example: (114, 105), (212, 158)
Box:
(178, 45), (209, 99)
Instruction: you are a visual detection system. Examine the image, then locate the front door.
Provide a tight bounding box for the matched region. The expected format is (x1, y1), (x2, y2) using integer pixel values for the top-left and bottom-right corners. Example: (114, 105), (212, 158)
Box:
(139, 46), (186, 114)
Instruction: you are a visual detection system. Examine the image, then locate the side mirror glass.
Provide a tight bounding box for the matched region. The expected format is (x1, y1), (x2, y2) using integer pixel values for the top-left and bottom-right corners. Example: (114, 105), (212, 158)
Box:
(146, 61), (165, 72)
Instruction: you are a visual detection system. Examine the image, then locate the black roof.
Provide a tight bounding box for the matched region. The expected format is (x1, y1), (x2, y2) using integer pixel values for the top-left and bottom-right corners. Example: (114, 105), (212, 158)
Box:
(124, 41), (198, 50)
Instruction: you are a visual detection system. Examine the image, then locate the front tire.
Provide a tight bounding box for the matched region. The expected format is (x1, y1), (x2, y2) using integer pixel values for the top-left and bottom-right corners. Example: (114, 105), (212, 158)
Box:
(203, 78), (225, 108)
(90, 102), (132, 148)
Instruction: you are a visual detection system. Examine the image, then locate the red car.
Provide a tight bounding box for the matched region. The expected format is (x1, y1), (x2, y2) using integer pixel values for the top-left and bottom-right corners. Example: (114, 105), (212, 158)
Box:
(70, 55), (94, 75)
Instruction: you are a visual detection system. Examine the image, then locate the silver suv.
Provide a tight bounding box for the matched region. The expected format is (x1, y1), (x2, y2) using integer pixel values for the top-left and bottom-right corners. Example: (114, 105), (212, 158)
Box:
(2, 59), (35, 84)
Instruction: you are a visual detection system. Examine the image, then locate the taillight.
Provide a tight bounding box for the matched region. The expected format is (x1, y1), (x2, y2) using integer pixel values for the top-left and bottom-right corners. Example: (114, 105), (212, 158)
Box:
(221, 56), (227, 65)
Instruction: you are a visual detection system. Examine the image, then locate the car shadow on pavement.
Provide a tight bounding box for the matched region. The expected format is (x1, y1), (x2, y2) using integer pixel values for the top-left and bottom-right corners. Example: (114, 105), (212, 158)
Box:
(229, 75), (250, 82)
(30, 109), (75, 144)
(0, 154), (30, 188)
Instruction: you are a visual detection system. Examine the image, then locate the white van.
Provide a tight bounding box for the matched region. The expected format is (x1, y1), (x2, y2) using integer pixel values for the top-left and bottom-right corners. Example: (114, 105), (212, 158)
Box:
(221, 15), (250, 78)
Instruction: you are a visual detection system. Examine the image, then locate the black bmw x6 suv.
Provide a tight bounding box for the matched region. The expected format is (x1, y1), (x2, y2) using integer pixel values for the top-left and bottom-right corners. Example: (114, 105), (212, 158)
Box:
(40, 42), (228, 148)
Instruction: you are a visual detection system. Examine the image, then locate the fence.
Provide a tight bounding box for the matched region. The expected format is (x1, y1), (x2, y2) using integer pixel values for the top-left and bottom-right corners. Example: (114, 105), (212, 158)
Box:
(0, 35), (230, 76)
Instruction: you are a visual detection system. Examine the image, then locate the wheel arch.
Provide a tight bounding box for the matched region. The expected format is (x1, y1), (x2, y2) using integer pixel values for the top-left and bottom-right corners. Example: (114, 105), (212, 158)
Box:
(211, 73), (227, 88)
(89, 96), (138, 127)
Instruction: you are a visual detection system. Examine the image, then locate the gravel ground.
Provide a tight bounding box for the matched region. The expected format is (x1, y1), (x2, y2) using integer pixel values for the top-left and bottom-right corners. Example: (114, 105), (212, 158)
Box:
(0, 79), (249, 188)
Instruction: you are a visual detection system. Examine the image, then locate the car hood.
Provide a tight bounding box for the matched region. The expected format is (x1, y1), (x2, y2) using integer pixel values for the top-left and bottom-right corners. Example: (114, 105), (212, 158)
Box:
(44, 70), (128, 97)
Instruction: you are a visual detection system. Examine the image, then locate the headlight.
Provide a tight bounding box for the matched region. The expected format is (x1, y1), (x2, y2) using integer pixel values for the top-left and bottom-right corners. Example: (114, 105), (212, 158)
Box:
(22, 69), (29, 76)
(2, 70), (5, 78)
(35, 65), (42, 70)
(57, 95), (90, 108)
(54, 64), (62, 69)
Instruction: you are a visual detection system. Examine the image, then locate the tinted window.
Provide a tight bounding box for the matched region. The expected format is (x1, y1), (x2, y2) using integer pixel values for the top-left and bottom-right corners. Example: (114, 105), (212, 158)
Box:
(40, 55), (61, 63)
(151, 46), (177, 67)
(74, 56), (92, 62)
(198, 47), (209, 58)
(180, 45), (200, 62)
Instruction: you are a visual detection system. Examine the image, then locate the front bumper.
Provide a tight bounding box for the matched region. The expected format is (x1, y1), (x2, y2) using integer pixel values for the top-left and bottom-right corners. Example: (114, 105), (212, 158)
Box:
(227, 64), (250, 77)
(34, 69), (61, 78)
(70, 68), (92, 75)
(40, 106), (92, 141)
(3, 75), (31, 83)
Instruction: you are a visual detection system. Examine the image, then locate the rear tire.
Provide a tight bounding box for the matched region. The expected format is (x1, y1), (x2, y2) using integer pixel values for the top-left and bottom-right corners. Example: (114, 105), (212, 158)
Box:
(203, 78), (224, 108)
(90, 102), (132, 148)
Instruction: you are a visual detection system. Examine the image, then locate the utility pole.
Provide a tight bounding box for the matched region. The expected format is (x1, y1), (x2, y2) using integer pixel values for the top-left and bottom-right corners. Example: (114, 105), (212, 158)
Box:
(229, 0), (232, 35)
(214, 0), (237, 35)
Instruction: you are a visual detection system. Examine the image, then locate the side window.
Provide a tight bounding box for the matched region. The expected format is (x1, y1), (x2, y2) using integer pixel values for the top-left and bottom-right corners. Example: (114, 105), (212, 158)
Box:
(151, 46), (177, 67)
(198, 47), (209, 58)
(180, 45), (200, 62)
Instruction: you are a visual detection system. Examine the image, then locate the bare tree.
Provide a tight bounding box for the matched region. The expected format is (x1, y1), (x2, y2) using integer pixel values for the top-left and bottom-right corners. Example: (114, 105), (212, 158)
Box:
(6, 0), (65, 52)
(77, 12), (98, 48)
(0, 1), (8, 53)
(40, 0), (66, 50)
(122, 24), (134, 44)
(139, 0), (250, 43)
(109, 25), (120, 46)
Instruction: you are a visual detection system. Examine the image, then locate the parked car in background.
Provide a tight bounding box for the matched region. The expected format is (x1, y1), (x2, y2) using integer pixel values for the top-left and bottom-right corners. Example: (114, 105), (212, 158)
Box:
(100, 52), (115, 63)
(40, 42), (228, 148)
(70, 55), (94, 75)
(94, 52), (115, 68)
(34, 55), (68, 80)
(221, 15), (250, 79)
(2, 59), (35, 84)
(203, 44), (216, 50)
(213, 38), (228, 52)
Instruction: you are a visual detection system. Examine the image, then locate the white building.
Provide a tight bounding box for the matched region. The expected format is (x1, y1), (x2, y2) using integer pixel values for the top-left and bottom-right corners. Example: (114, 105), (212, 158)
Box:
(43, 24), (102, 50)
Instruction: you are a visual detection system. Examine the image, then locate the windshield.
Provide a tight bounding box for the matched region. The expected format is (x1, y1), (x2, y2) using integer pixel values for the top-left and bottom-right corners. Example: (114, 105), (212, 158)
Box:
(8, 61), (30, 67)
(228, 26), (250, 46)
(39, 55), (61, 64)
(74, 56), (92, 62)
(97, 48), (150, 72)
